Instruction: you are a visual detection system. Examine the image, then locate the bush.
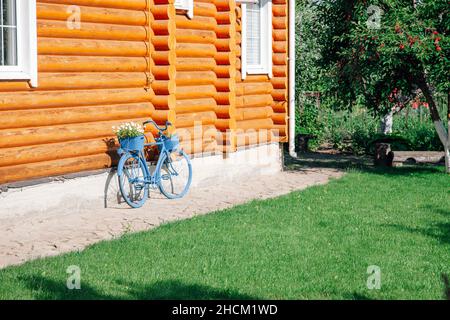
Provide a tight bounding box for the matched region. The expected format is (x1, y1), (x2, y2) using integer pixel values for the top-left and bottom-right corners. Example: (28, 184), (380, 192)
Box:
(393, 116), (442, 151)
(320, 109), (378, 154)
(296, 101), (325, 149)
(297, 105), (442, 154)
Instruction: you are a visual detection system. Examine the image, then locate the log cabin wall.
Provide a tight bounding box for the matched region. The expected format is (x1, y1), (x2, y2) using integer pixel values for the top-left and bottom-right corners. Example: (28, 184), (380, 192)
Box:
(0, 0), (290, 185)
(271, 0), (289, 142)
(0, 0), (158, 184)
(174, 0), (218, 155)
(150, 1), (177, 137)
(214, 0), (237, 153)
(234, 0), (288, 148)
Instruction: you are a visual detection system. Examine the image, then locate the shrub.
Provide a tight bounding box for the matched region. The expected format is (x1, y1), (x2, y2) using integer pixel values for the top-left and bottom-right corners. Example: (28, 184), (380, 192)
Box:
(297, 106), (442, 154)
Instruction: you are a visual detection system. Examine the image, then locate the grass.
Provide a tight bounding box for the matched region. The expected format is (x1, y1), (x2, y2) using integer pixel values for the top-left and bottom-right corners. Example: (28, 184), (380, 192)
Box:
(0, 166), (449, 300)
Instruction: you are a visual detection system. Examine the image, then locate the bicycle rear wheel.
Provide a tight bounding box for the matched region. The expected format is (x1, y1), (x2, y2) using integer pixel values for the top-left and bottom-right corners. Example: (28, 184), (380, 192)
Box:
(118, 152), (148, 208)
(158, 150), (192, 199)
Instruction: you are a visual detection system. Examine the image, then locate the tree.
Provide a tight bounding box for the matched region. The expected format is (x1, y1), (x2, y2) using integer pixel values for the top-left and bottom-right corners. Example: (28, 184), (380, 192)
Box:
(316, 0), (449, 172)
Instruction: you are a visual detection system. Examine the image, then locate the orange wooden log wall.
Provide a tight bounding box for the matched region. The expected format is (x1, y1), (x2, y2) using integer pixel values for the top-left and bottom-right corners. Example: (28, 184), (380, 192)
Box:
(0, 0), (158, 184)
(174, 0), (219, 154)
(0, 0), (290, 185)
(271, 0), (289, 141)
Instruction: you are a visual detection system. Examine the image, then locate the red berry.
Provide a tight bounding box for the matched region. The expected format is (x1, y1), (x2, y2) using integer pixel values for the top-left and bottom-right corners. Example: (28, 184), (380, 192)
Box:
(433, 31), (439, 35)
(399, 44), (405, 50)
(436, 46), (442, 52)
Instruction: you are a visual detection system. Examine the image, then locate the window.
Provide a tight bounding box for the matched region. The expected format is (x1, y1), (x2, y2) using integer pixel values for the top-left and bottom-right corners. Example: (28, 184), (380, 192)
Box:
(0, 0), (37, 87)
(175, 0), (194, 19)
(241, 0), (272, 79)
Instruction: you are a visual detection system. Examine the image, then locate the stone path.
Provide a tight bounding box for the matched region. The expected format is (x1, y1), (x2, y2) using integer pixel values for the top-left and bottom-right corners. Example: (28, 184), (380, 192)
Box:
(0, 168), (343, 269)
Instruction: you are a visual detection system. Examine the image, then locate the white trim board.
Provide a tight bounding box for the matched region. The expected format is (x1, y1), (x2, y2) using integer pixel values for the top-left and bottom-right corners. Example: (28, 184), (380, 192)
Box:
(0, 0), (37, 87)
(241, 0), (273, 80)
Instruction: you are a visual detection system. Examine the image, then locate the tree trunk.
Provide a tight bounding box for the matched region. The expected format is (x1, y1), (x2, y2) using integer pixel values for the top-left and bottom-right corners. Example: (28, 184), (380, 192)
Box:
(446, 91), (450, 173)
(445, 144), (450, 173)
(418, 78), (450, 173)
(380, 110), (394, 134)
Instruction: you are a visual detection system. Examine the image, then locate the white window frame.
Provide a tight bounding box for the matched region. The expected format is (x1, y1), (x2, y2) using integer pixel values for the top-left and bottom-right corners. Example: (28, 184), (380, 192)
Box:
(175, 0), (194, 19)
(0, 0), (38, 87)
(241, 0), (272, 80)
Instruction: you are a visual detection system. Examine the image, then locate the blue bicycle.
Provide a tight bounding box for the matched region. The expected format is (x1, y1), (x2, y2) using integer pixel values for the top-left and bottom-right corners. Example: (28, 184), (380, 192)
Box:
(117, 120), (192, 208)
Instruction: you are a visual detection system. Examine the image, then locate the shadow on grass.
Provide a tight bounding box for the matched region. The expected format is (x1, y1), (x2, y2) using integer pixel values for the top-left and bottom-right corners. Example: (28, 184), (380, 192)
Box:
(382, 222), (450, 246)
(422, 204), (450, 217)
(17, 275), (381, 300)
(342, 292), (373, 300)
(284, 151), (444, 176)
(381, 204), (450, 245)
(17, 275), (257, 300)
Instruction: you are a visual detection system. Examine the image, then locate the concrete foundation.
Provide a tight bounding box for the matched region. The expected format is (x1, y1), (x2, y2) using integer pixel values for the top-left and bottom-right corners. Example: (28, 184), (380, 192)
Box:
(0, 143), (283, 218)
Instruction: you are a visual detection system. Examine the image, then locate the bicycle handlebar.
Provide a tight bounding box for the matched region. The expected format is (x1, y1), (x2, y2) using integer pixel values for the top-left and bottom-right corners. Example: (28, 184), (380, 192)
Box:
(143, 120), (172, 133)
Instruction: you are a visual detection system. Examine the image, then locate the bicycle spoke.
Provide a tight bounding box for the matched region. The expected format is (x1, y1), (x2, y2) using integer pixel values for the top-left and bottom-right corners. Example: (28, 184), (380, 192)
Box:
(118, 154), (148, 207)
(159, 151), (192, 199)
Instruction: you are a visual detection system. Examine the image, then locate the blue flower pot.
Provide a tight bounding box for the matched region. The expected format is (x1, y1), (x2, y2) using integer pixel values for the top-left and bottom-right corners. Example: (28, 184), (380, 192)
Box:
(119, 135), (145, 152)
(158, 135), (180, 152)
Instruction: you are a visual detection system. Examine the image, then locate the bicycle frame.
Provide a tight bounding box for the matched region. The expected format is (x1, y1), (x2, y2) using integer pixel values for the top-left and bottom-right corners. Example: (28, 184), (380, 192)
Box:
(117, 135), (178, 191)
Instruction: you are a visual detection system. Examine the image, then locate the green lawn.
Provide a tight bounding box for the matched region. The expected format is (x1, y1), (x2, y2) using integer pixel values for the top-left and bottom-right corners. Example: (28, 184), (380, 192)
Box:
(0, 166), (449, 300)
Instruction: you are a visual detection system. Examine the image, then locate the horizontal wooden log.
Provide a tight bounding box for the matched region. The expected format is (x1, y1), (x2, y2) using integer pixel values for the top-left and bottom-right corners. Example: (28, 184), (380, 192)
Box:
(236, 118), (274, 130)
(176, 71), (217, 86)
(0, 73), (148, 91)
(175, 98), (216, 114)
(176, 15), (217, 31)
(237, 95), (274, 109)
(236, 82), (273, 96)
(272, 112), (287, 124)
(215, 118), (237, 131)
(272, 101), (288, 113)
(177, 58), (216, 71)
(179, 138), (218, 156)
(38, 19), (148, 41)
(38, 38), (149, 57)
(0, 102), (154, 130)
(0, 118), (158, 149)
(176, 43), (216, 58)
(175, 125), (218, 142)
(35, 0), (147, 11)
(175, 111), (217, 128)
(176, 85), (217, 100)
(38, 55), (148, 72)
(272, 89), (288, 101)
(0, 153), (116, 185)
(176, 29), (216, 44)
(0, 88), (151, 111)
(0, 138), (115, 167)
(37, 3), (147, 26)
(236, 106), (274, 121)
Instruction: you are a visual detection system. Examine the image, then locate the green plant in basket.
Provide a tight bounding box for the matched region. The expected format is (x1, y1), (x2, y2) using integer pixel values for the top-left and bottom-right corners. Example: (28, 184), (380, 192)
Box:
(113, 122), (145, 140)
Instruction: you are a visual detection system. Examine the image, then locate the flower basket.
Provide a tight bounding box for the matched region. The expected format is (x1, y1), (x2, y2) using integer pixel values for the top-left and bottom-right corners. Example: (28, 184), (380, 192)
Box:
(158, 134), (180, 152)
(113, 122), (146, 153)
(119, 135), (145, 152)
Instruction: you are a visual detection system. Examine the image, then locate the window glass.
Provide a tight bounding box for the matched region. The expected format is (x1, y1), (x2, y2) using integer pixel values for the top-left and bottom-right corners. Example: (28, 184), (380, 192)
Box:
(246, 3), (262, 66)
(1, 0), (18, 66)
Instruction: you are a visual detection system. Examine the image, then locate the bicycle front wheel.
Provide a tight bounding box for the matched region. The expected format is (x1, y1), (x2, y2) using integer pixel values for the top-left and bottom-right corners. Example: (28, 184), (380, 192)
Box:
(118, 152), (148, 208)
(158, 150), (192, 199)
